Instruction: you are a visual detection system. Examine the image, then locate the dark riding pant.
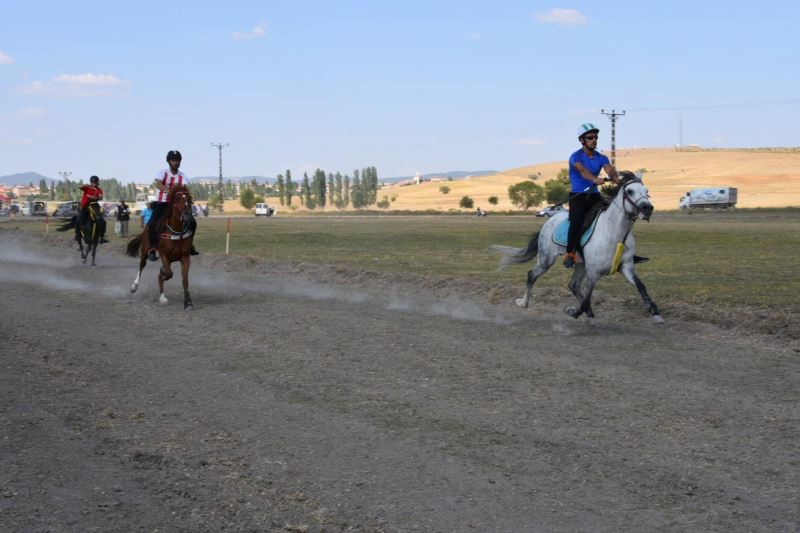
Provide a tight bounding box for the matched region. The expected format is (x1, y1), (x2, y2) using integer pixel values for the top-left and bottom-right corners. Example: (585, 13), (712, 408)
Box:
(567, 192), (602, 254)
(147, 202), (169, 249)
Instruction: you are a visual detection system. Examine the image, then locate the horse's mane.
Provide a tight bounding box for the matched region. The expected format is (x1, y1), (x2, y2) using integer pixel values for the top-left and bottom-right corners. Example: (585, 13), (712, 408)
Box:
(583, 170), (640, 229)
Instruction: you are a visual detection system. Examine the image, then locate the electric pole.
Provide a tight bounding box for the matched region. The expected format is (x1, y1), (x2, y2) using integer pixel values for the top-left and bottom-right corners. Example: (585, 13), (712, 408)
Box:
(600, 109), (626, 166)
(58, 171), (72, 201)
(210, 142), (229, 212)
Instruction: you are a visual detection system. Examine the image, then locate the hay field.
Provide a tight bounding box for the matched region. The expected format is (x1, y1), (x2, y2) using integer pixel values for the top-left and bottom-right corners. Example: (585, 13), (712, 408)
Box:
(375, 148), (800, 212)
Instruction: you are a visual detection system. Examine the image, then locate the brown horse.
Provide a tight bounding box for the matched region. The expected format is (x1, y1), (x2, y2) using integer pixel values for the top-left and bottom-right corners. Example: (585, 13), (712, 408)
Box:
(126, 185), (195, 309)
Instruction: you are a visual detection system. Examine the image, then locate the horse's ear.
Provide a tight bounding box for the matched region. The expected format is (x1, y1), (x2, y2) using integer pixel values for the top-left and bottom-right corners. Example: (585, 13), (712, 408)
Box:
(634, 170), (644, 180)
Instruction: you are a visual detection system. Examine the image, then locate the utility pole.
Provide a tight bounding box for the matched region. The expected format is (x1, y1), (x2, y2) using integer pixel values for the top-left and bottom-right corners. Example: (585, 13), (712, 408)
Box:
(210, 142), (229, 212)
(58, 171), (72, 200)
(678, 113), (683, 148)
(600, 109), (626, 166)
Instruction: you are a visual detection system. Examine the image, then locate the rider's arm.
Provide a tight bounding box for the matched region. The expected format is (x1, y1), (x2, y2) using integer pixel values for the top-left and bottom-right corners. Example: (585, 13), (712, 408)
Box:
(603, 163), (621, 184)
(153, 180), (169, 192)
(571, 161), (604, 185)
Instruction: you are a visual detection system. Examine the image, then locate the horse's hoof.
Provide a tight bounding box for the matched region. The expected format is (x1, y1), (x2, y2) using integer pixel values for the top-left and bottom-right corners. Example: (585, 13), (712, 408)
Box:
(652, 315), (665, 324)
(566, 307), (580, 319)
(130, 285), (137, 294)
(159, 294), (168, 305)
(184, 303), (193, 311)
(514, 298), (528, 309)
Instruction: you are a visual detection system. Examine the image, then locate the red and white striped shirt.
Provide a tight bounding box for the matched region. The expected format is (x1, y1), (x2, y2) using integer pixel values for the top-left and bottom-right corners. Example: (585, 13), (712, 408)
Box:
(154, 169), (188, 203)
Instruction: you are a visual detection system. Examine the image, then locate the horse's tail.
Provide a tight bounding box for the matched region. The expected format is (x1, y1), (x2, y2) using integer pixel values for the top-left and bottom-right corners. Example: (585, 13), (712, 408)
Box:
(56, 216), (77, 232)
(490, 231), (540, 270)
(126, 233), (143, 257)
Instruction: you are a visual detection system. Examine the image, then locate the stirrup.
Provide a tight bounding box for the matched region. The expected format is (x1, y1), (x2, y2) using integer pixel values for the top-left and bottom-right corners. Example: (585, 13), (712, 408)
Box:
(147, 249), (158, 261)
(190, 248), (199, 256)
(633, 255), (649, 264)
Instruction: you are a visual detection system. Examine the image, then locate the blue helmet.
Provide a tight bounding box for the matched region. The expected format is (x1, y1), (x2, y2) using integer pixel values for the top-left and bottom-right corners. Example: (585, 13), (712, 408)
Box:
(577, 123), (599, 140)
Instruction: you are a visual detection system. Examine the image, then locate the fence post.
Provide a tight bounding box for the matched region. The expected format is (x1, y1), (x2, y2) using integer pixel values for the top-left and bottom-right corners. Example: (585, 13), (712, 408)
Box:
(45, 214), (50, 234)
(225, 217), (231, 255)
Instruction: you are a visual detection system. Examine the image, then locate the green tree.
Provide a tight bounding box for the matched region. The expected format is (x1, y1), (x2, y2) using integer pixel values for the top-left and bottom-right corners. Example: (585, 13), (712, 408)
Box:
(334, 172), (343, 208)
(508, 181), (545, 210)
(276, 174), (285, 205)
(377, 195), (390, 209)
(556, 167), (569, 185)
(285, 170), (293, 206)
(240, 187), (256, 209)
(254, 194), (264, 204)
(528, 171), (542, 181)
(544, 179), (569, 204)
(459, 195), (474, 209)
(488, 196), (498, 205)
(439, 185), (450, 194)
(328, 173), (335, 207)
(343, 175), (350, 207)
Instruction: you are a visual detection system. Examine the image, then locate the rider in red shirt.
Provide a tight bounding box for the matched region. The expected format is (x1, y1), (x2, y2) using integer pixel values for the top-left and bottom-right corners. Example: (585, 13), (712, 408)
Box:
(76, 175), (109, 243)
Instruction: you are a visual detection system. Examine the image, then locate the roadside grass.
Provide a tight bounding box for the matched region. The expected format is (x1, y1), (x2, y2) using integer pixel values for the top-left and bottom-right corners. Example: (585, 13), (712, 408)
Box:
(5, 208), (799, 316)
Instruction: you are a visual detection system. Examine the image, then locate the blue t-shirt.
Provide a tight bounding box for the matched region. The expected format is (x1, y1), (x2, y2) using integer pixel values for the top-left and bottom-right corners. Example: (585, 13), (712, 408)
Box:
(568, 148), (610, 193)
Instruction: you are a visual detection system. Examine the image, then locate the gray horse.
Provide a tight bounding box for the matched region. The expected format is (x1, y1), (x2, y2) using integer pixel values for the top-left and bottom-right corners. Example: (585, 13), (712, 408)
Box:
(493, 171), (663, 323)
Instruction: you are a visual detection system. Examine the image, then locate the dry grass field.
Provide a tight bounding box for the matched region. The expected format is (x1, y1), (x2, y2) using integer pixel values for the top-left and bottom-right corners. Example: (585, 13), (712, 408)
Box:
(234, 147), (795, 214)
(381, 148), (800, 212)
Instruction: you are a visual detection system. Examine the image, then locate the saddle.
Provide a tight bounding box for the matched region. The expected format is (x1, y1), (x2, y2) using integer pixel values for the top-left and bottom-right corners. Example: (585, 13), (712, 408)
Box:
(552, 215), (602, 247)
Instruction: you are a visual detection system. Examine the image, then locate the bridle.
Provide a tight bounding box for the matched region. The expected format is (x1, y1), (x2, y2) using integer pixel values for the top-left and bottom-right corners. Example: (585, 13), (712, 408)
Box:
(165, 190), (194, 236)
(617, 177), (653, 222)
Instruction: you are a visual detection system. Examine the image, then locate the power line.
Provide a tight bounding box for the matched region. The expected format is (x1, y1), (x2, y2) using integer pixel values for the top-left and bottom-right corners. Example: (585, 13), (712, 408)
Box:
(628, 98), (800, 112)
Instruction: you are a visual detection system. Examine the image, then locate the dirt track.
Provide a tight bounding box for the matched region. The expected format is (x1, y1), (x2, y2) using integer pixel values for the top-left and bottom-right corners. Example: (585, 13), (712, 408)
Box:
(1, 230), (798, 532)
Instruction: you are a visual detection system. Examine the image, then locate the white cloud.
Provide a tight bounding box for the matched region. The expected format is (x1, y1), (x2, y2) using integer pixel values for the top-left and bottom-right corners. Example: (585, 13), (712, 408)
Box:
(512, 138), (547, 146)
(233, 21), (267, 40)
(0, 50), (13, 64)
(18, 73), (131, 97)
(535, 8), (588, 27)
(468, 32), (482, 40)
(53, 73), (131, 87)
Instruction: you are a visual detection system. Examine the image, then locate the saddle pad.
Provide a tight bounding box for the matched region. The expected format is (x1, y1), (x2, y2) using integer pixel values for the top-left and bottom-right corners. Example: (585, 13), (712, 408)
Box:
(552, 216), (600, 247)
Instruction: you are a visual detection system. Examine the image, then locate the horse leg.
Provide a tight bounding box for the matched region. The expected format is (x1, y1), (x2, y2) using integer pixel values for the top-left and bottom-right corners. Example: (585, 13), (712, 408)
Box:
(181, 255), (193, 310)
(77, 238), (86, 264)
(90, 239), (97, 267)
(131, 254), (147, 293)
(158, 255), (173, 305)
(567, 272), (600, 319)
(620, 264), (664, 323)
(515, 253), (558, 309)
(568, 263), (586, 301)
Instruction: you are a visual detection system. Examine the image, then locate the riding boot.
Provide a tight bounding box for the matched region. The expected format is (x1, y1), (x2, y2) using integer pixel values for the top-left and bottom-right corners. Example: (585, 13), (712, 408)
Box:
(563, 252), (577, 269)
(190, 246), (199, 256)
(148, 249), (158, 262)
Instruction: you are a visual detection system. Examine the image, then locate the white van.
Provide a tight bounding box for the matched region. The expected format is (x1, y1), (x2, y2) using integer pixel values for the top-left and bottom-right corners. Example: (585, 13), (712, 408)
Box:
(254, 203), (275, 216)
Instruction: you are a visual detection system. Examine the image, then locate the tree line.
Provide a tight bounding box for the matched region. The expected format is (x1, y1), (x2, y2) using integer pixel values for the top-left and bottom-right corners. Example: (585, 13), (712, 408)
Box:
(268, 166), (380, 210)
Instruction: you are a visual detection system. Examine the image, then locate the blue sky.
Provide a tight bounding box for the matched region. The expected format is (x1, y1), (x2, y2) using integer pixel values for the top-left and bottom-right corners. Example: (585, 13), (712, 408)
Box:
(1, 1), (798, 182)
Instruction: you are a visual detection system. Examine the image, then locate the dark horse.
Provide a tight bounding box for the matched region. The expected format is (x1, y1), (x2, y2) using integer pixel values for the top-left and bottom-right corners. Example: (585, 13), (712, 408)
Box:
(57, 201), (102, 266)
(126, 185), (195, 309)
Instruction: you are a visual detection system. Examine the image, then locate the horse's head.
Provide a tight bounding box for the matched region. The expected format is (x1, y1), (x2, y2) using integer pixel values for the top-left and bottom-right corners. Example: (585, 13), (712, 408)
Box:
(168, 184), (194, 222)
(86, 200), (103, 220)
(615, 170), (653, 221)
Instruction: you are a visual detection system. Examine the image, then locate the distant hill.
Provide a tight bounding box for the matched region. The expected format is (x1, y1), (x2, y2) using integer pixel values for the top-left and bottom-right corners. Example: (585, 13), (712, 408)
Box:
(0, 172), (55, 186)
(190, 176), (275, 185)
(383, 170), (498, 184)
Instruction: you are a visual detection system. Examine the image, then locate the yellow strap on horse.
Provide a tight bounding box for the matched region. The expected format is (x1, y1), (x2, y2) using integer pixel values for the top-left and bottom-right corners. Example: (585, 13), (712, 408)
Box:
(609, 242), (625, 275)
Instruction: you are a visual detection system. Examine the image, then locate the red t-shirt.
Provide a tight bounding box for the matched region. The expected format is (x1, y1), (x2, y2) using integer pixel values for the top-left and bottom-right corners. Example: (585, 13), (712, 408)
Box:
(79, 185), (103, 208)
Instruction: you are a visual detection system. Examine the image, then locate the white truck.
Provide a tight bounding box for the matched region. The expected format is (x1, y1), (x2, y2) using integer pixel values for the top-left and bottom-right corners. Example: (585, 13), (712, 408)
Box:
(679, 187), (737, 211)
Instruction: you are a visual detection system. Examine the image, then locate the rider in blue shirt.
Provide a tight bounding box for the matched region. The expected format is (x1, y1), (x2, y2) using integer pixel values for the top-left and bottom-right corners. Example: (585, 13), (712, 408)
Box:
(565, 123), (648, 268)
(564, 123), (620, 268)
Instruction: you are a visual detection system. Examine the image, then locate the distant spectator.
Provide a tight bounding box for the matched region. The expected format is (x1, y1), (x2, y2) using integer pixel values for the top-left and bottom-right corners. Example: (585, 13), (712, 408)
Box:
(141, 202), (154, 228)
(117, 200), (131, 237)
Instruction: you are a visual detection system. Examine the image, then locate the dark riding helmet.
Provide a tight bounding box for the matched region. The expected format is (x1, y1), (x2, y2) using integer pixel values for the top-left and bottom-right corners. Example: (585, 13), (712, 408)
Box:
(166, 150), (182, 162)
(89, 175), (100, 184)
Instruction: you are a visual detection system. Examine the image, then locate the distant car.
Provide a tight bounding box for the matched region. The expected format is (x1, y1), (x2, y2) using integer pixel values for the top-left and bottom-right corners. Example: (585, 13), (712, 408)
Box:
(20, 201), (48, 216)
(254, 203), (275, 216)
(53, 201), (80, 218)
(535, 205), (565, 217)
